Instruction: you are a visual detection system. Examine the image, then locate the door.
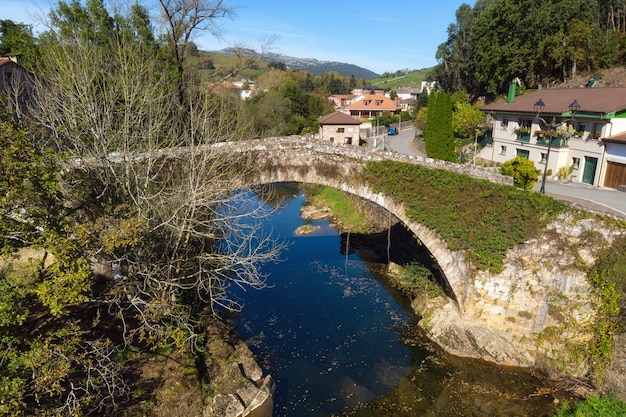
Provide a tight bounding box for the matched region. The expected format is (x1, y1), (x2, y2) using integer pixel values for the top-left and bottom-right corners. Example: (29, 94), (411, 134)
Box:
(604, 161), (626, 189)
(582, 156), (598, 184)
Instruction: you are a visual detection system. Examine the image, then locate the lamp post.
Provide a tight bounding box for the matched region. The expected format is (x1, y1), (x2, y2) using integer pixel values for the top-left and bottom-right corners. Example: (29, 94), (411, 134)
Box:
(473, 128), (480, 166)
(534, 98), (581, 194)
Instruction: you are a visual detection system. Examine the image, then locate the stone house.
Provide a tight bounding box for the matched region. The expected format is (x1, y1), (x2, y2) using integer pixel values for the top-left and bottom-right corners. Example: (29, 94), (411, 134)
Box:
(479, 87), (626, 189)
(318, 111), (361, 145)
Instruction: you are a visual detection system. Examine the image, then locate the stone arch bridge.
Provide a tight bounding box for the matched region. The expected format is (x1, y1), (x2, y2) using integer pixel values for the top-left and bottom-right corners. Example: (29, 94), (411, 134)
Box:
(219, 136), (621, 374)
(224, 136), (511, 313)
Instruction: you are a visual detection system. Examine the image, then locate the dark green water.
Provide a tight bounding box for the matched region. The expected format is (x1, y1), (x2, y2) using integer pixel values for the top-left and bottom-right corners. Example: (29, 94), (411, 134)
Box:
(229, 184), (566, 417)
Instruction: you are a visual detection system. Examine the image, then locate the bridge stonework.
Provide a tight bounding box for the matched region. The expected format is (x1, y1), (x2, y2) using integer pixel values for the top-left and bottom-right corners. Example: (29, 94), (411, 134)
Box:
(230, 137), (625, 385)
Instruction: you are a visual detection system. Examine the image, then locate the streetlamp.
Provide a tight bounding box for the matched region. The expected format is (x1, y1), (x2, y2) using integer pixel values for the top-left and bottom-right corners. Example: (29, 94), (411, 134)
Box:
(534, 98), (581, 194)
(473, 128), (481, 166)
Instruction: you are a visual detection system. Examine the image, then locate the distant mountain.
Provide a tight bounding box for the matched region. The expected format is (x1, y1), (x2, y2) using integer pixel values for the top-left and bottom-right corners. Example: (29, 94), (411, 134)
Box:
(216, 48), (380, 80)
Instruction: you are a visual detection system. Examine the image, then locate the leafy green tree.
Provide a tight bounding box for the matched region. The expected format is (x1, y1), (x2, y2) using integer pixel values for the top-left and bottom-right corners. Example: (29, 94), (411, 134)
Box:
(499, 156), (539, 190)
(299, 73), (315, 92)
(434, 3), (476, 93)
(268, 61), (287, 70)
(452, 101), (485, 138)
(0, 20), (39, 68)
(411, 91), (429, 116)
(158, 0), (235, 106)
(414, 106), (428, 132)
(328, 74), (348, 94)
(434, 0), (604, 95)
(424, 91), (456, 162)
(349, 74), (357, 90)
(0, 107), (125, 415)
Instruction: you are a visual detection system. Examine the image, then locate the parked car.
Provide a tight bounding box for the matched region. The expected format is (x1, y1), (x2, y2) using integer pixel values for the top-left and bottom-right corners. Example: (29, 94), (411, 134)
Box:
(387, 127), (398, 135)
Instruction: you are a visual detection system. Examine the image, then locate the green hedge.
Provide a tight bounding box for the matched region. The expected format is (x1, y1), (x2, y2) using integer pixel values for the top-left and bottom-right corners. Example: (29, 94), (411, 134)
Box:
(362, 160), (566, 272)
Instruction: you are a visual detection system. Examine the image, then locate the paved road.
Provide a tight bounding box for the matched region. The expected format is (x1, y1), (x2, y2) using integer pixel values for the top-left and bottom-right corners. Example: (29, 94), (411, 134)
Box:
(534, 180), (626, 219)
(383, 128), (626, 219)
(386, 128), (425, 157)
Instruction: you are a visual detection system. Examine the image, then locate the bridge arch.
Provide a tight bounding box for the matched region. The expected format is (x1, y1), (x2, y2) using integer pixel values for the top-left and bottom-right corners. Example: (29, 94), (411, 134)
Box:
(229, 137), (512, 313)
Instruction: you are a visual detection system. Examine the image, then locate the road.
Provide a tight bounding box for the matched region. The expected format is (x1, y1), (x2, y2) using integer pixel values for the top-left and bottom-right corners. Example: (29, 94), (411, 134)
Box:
(534, 180), (626, 219)
(385, 128), (425, 157)
(383, 127), (626, 219)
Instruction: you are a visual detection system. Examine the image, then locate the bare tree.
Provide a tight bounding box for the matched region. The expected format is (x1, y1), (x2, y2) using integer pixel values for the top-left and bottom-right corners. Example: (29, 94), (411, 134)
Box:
(158, 0), (235, 106)
(29, 0), (284, 352)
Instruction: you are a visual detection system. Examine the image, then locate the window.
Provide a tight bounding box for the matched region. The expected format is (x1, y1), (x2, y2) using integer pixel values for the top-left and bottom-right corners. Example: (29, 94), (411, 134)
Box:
(337, 127), (345, 133)
(516, 149), (529, 159)
(500, 118), (509, 129)
(577, 122), (586, 132)
(572, 157), (580, 170)
(499, 145), (507, 155)
(592, 123), (603, 139)
(540, 153), (547, 163)
(518, 118), (532, 129)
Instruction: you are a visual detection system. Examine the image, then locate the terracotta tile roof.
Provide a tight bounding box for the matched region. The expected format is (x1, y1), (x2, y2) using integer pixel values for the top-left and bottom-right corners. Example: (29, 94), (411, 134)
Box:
(329, 94), (354, 100)
(318, 111), (361, 125)
(346, 95), (399, 111)
(481, 87), (626, 116)
(603, 131), (626, 144)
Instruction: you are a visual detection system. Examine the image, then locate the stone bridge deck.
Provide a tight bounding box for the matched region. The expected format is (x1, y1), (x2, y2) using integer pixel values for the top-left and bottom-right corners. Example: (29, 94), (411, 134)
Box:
(222, 136), (513, 186)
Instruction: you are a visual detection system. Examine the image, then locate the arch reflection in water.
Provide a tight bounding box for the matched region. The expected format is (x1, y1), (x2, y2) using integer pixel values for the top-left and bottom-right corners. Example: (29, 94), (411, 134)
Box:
(228, 183), (415, 416)
(226, 183), (563, 417)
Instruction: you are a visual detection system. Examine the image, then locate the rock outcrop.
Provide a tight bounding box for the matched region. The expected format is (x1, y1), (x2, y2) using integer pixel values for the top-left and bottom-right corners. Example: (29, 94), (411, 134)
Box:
(416, 211), (625, 393)
(204, 321), (275, 417)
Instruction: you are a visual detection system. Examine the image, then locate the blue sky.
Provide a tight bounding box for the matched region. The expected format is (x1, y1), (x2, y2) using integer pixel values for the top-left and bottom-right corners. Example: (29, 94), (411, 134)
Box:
(1, 0), (469, 74)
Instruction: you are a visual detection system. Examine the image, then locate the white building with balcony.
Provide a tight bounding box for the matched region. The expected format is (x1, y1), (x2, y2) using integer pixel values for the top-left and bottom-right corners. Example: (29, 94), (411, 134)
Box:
(479, 87), (626, 189)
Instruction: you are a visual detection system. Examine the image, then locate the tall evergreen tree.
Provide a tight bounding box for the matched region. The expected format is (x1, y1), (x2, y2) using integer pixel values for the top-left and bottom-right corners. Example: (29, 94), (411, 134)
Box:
(425, 91), (456, 162)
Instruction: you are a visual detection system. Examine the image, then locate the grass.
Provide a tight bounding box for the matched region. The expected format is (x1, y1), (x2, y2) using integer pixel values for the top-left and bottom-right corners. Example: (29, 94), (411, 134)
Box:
(371, 68), (432, 90)
(307, 185), (373, 233)
(551, 395), (626, 416)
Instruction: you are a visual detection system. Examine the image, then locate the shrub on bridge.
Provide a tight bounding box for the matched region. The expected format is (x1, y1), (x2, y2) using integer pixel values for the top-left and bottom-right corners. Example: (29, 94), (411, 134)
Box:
(362, 160), (566, 272)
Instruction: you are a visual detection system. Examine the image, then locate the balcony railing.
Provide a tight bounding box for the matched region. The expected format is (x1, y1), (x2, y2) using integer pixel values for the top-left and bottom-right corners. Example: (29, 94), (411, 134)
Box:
(516, 132), (531, 142)
(536, 135), (569, 147)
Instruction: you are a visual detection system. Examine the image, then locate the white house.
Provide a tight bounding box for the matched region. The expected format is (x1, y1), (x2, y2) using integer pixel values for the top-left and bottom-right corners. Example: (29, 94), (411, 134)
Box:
(479, 87), (626, 189)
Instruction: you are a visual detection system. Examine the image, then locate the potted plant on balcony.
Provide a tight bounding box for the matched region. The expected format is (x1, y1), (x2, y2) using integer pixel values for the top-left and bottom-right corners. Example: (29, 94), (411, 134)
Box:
(515, 127), (531, 135)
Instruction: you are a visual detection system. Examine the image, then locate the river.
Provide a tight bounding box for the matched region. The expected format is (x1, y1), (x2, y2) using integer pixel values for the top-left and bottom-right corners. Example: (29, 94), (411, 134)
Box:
(228, 183), (568, 417)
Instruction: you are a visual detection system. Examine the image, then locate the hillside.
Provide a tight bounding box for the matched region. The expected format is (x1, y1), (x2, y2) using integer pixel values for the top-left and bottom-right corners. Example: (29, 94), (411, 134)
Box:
(215, 48), (379, 79)
(557, 66), (626, 89)
(371, 68), (432, 89)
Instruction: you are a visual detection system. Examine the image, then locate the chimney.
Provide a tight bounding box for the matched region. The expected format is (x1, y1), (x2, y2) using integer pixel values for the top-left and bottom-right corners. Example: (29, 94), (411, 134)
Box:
(506, 82), (516, 103)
